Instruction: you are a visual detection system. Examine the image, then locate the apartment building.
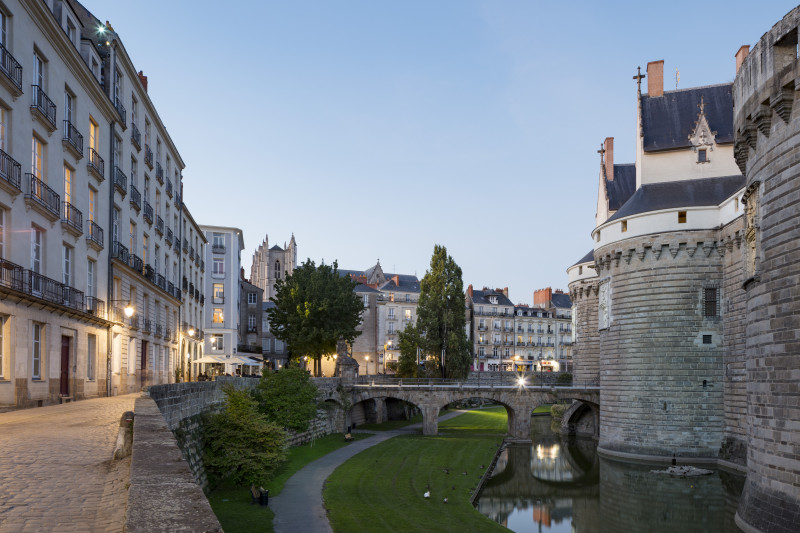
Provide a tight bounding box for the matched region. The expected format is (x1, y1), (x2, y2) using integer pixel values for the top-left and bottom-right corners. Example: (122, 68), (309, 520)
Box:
(178, 209), (205, 380)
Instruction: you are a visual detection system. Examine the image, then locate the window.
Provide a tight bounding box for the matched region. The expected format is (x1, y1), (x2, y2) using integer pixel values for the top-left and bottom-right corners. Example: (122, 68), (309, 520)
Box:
(64, 89), (74, 123)
(31, 136), (44, 178)
(88, 187), (96, 222)
(248, 292), (257, 304)
(213, 283), (224, 303)
(698, 149), (707, 163)
(678, 211), (687, 223)
(362, 294), (369, 307)
(0, 106), (7, 151)
(388, 322), (395, 334)
(130, 157), (137, 184)
(32, 323), (42, 379)
(31, 226), (42, 279)
(211, 334), (223, 351)
(131, 96), (137, 125)
(404, 309), (411, 320)
(112, 207), (119, 244)
(128, 337), (136, 374)
(89, 119), (99, 153)
(62, 244), (72, 286)
(703, 334), (713, 345)
(621, 220), (627, 232)
(248, 315), (256, 329)
(388, 308), (395, 319)
(595, 230), (601, 242)
(0, 208), (4, 258)
(33, 50), (44, 88)
(67, 19), (76, 44)
(212, 232), (223, 247)
(212, 257), (224, 276)
(213, 308), (224, 323)
(578, 266), (583, 275)
(87, 334), (96, 380)
(275, 260), (281, 279)
(0, 315), (4, 378)
(87, 259), (96, 298)
(63, 164), (72, 205)
(0, 10), (6, 47)
(405, 294), (410, 302)
(704, 287), (718, 317)
(129, 222), (136, 253)
(91, 57), (99, 79)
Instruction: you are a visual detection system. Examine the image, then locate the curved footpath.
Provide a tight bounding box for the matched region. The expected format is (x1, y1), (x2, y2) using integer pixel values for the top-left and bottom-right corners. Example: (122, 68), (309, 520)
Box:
(271, 411), (465, 533)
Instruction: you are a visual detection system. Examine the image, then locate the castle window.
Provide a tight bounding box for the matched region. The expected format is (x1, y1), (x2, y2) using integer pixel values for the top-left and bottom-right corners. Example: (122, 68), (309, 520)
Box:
(698, 149), (707, 163)
(704, 288), (718, 317)
(702, 335), (712, 344)
(621, 220), (627, 232)
(678, 211), (687, 223)
(578, 266), (583, 275)
(595, 230), (601, 242)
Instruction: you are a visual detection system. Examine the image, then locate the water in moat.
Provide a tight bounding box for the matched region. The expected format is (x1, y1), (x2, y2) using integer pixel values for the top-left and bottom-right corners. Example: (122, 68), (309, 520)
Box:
(475, 417), (746, 533)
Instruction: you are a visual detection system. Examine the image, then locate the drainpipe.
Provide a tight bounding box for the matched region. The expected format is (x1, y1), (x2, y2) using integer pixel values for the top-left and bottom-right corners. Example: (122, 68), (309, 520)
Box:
(105, 42), (118, 398)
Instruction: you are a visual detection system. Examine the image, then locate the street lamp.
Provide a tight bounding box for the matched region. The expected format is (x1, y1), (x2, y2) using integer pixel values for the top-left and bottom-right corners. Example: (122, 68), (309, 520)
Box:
(384, 340), (392, 374)
(110, 300), (135, 320)
(365, 355), (370, 376)
(538, 354), (543, 386)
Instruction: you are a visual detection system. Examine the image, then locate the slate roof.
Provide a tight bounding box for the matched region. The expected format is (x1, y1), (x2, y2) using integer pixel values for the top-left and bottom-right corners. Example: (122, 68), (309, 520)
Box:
(607, 164), (637, 211)
(262, 301), (276, 312)
(571, 250), (595, 267)
(270, 245), (283, 251)
(552, 293), (572, 309)
(641, 83), (734, 152)
(606, 175), (745, 223)
(354, 283), (380, 294)
(380, 277), (421, 293)
(470, 289), (514, 307)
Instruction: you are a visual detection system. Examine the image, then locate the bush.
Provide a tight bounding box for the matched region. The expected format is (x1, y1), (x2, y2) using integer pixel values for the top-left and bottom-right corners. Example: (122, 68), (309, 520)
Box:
(557, 372), (573, 385)
(203, 386), (287, 488)
(254, 366), (319, 431)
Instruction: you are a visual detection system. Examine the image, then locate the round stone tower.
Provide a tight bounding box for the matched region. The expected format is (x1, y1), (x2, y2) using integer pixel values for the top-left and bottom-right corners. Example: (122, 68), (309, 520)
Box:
(567, 251), (600, 385)
(733, 7), (800, 531)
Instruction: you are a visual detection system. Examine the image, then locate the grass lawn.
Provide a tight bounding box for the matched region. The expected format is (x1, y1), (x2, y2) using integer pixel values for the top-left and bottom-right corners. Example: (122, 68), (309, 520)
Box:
(325, 408), (508, 533)
(208, 432), (372, 533)
(533, 404), (553, 414)
(357, 413), (422, 431)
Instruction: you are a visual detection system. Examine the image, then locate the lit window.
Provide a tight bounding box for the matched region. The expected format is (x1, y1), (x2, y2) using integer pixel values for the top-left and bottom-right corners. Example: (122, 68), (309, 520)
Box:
(213, 308), (224, 323)
(678, 211), (687, 223)
(213, 283), (224, 302)
(621, 220), (627, 232)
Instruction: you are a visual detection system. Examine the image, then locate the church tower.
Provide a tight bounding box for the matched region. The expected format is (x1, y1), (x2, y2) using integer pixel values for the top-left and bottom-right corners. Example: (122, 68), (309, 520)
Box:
(249, 234), (297, 301)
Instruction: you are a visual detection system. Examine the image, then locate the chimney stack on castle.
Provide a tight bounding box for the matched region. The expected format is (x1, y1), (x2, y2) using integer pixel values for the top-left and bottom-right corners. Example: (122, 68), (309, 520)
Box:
(647, 60), (664, 97)
(604, 137), (614, 181)
(735, 45), (750, 74)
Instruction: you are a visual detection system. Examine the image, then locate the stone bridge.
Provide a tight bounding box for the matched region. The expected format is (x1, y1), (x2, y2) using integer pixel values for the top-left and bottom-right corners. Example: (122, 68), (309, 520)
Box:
(334, 380), (599, 442)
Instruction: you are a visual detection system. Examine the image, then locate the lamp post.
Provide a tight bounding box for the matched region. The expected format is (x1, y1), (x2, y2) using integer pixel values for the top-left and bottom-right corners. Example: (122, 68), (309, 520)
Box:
(384, 340), (392, 374)
(365, 355), (370, 376)
(109, 300), (135, 320)
(538, 354), (543, 386)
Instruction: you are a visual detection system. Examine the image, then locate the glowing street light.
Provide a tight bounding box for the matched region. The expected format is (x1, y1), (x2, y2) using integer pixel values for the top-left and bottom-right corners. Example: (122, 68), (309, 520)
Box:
(123, 302), (134, 318)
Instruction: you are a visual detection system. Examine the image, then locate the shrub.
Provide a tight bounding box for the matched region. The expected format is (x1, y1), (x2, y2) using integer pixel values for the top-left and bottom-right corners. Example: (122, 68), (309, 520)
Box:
(254, 366), (319, 432)
(557, 372), (573, 385)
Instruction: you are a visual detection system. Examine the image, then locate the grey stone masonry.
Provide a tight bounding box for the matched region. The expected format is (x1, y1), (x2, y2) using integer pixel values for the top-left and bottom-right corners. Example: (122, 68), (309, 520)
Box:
(595, 231), (727, 459)
(733, 7), (800, 531)
(570, 278), (600, 385)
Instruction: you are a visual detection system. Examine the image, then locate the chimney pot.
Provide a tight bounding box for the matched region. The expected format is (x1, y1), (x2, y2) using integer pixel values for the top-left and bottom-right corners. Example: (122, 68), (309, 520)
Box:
(604, 137), (614, 182)
(735, 45), (750, 75)
(137, 70), (148, 92)
(647, 60), (664, 97)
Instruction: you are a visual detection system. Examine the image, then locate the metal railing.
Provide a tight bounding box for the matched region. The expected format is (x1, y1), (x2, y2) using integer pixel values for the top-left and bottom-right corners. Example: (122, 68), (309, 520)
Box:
(87, 220), (104, 248)
(155, 216), (164, 235)
(0, 148), (21, 191)
(212, 243), (225, 254)
(144, 144), (153, 168)
(166, 178), (173, 197)
(26, 174), (59, 217)
(0, 43), (22, 91)
(155, 162), (163, 183)
(143, 202), (153, 224)
(165, 227), (174, 245)
(114, 96), (126, 125)
(112, 241), (129, 263)
(31, 85), (56, 128)
(129, 184), (141, 211)
(114, 166), (127, 196)
(131, 122), (141, 150)
(142, 318), (152, 334)
(86, 296), (105, 317)
(62, 120), (83, 154)
(62, 202), (83, 233)
(130, 254), (143, 274)
(88, 148), (104, 178)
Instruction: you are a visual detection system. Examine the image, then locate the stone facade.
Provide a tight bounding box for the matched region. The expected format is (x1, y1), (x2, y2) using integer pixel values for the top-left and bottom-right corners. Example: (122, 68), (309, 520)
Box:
(568, 277), (600, 385)
(732, 9), (800, 531)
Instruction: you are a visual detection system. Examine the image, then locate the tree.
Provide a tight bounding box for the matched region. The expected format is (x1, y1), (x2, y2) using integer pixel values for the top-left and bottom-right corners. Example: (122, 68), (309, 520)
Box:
(203, 386), (287, 488)
(415, 245), (472, 379)
(254, 366), (319, 431)
(396, 322), (422, 378)
(267, 259), (364, 376)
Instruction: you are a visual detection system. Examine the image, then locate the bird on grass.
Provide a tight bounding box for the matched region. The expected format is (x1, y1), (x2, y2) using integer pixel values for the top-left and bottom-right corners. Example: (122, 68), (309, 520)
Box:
(443, 497), (448, 504)
(424, 491), (431, 499)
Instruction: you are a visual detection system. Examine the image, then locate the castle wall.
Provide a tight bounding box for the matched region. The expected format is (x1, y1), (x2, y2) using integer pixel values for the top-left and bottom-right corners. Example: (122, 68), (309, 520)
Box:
(595, 231), (725, 459)
(569, 278), (600, 385)
(733, 9), (800, 529)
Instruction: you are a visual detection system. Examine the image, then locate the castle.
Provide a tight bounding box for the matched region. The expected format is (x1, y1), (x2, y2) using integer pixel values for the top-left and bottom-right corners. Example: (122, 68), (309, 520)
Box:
(567, 8), (800, 532)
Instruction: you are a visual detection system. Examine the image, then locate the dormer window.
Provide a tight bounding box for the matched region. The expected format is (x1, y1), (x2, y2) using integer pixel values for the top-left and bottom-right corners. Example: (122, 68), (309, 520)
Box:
(489, 296), (497, 304)
(698, 149), (707, 163)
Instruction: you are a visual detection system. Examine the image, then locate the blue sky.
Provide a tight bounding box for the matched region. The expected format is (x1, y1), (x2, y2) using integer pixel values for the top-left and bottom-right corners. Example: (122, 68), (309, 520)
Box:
(84, 0), (798, 304)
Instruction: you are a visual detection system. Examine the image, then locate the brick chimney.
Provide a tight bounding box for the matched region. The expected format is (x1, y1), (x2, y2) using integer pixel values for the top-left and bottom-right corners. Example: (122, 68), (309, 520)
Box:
(604, 137), (614, 181)
(647, 60), (664, 97)
(467, 284), (473, 298)
(735, 45), (750, 75)
(533, 288), (552, 308)
(138, 70), (148, 92)
(496, 287), (509, 298)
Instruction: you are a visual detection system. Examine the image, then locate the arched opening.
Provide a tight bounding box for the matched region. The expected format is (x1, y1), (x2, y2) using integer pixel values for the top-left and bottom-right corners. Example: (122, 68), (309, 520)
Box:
(349, 396), (422, 430)
(560, 400), (598, 439)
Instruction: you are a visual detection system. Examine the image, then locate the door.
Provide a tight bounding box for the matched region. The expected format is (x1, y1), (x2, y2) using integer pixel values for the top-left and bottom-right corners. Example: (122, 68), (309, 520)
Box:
(60, 336), (70, 396)
(140, 340), (148, 387)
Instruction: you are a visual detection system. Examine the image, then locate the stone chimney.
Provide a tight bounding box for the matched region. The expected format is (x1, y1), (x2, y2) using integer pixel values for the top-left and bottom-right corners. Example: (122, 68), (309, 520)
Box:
(467, 284), (473, 298)
(137, 70), (148, 92)
(604, 137), (614, 181)
(647, 60), (664, 97)
(735, 45), (750, 75)
(392, 274), (400, 286)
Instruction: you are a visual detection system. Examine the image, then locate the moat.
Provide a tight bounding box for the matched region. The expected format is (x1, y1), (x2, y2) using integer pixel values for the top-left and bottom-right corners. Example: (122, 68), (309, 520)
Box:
(476, 417), (746, 533)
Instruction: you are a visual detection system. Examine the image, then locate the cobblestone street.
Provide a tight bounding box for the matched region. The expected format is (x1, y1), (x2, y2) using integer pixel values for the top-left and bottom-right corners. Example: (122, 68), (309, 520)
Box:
(0, 394), (138, 533)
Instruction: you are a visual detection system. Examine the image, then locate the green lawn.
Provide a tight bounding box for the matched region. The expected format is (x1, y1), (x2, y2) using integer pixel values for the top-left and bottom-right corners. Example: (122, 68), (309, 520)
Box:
(324, 408), (508, 533)
(208, 432), (372, 533)
(533, 404), (553, 414)
(357, 413), (422, 431)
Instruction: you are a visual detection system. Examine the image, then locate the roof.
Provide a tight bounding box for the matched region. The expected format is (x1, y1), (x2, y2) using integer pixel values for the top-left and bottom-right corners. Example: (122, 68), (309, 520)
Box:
(470, 289), (514, 307)
(552, 293), (572, 309)
(379, 277), (421, 293)
(571, 250), (595, 267)
(270, 245), (283, 251)
(354, 284), (380, 294)
(641, 83), (734, 152)
(607, 164), (636, 211)
(261, 301), (276, 312)
(606, 175), (745, 223)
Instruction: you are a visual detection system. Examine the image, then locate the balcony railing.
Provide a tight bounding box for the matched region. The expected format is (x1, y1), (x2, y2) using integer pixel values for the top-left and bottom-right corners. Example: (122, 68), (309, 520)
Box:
(31, 85), (56, 130)
(212, 244), (225, 254)
(155, 323), (163, 338)
(155, 216), (164, 235)
(189, 246), (195, 260)
(144, 264), (155, 281)
(114, 96), (126, 125)
(143, 202), (153, 224)
(0, 43), (22, 93)
(0, 259), (97, 316)
(130, 122), (141, 150)
(0, 148), (21, 192)
(142, 318), (152, 334)
(114, 166), (127, 196)
(129, 184), (141, 211)
(144, 144), (153, 168)
(155, 273), (166, 291)
(173, 236), (180, 252)
(25, 174), (60, 219)
(130, 254), (144, 274)
(61, 202), (83, 235)
(112, 241), (129, 263)
(155, 162), (163, 184)
(88, 148), (104, 180)
(167, 281), (175, 295)
(182, 277), (188, 291)
(182, 239), (188, 252)
(166, 178), (173, 197)
(165, 327), (172, 341)
(189, 282), (194, 295)
(62, 120), (83, 157)
(165, 227), (173, 245)
(86, 296), (105, 317)
(129, 315), (140, 329)
(87, 220), (104, 250)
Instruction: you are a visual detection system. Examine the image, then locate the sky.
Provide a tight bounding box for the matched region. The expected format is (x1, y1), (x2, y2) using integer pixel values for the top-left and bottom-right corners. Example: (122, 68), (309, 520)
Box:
(83, 0), (799, 305)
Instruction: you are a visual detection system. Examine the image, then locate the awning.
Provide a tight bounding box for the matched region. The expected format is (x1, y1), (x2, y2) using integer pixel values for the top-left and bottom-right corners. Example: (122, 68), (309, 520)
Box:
(194, 355), (226, 364)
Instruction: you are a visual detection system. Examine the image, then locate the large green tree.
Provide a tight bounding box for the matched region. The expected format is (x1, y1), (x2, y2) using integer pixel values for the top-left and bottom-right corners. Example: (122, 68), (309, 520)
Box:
(254, 366), (319, 431)
(415, 245), (472, 379)
(267, 260), (363, 376)
(396, 322), (422, 378)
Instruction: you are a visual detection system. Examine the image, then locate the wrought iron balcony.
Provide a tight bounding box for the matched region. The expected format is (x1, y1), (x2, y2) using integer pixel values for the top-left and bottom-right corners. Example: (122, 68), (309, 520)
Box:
(189, 246), (195, 260)
(61, 201), (83, 236)
(167, 281), (175, 295)
(130, 254), (144, 274)
(143, 202), (153, 224)
(129, 315), (140, 329)
(182, 239), (188, 252)
(142, 318), (152, 334)
(0, 148), (21, 194)
(144, 144), (153, 169)
(194, 288), (199, 300)
(114, 96), (126, 126)
(144, 264), (154, 281)
(155, 162), (163, 184)
(212, 243), (225, 254)
(165, 327), (172, 341)
(155, 323), (163, 337)
(155, 216), (164, 235)
(155, 273), (166, 291)
(87, 220), (104, 251)
(114, 166), (127, 197)
(130, 122), (141, 150)
(112, 241), (129, 263)
(0, 43), (22, 95)
(200, 294), (205, 305)
(173, 237), (180, 252)
(165, 227), (173, 245)
(86, 296), (105, 317)
(129, 184), (141, 211)
(200, 259), (205, 272)
(62, 120), (83, 158)
(189, 282), (194, 295)
(25, 174), (60, 220)
(31, 85), (56, 131)
(166, 178), (173, 197)
(182, 277), (188, 291)
(88, 148), (104, 181)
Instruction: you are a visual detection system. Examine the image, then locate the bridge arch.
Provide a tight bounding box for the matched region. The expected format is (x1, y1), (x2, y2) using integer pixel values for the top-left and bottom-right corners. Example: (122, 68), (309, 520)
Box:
(560, 400), (599, 439)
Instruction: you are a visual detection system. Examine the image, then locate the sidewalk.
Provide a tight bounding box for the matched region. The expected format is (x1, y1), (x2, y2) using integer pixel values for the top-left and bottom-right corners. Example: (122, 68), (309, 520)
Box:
(0, 394), (138, 533)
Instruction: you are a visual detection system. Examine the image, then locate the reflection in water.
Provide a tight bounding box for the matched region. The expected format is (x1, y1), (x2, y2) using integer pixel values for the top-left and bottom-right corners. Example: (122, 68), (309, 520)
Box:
(475, 417), (744, 533)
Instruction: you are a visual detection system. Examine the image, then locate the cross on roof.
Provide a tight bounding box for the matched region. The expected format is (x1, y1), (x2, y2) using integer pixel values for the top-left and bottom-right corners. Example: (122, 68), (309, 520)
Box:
(698, 95), (706, 115)
(597, 143), (605, 164)
(633, 66), (645, 93)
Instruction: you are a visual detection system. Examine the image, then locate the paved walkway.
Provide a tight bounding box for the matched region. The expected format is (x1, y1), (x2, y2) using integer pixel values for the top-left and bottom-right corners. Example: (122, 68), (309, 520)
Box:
(0, 394), (138, 533)
(271, 411), (465, 533)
